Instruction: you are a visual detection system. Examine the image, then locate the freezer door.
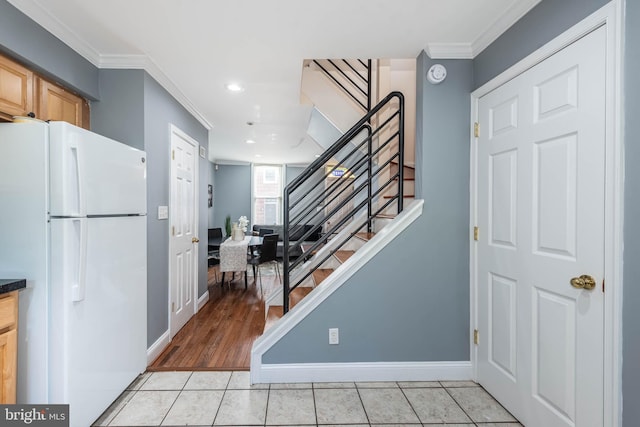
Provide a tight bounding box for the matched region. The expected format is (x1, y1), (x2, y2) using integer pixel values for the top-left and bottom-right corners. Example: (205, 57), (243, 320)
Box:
(49, 122), (147, 216)
(49, 216), (147, 427)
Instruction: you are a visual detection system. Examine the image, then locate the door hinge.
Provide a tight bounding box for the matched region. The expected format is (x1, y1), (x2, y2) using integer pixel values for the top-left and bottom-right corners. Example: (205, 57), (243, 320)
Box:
(172, 302), (175, 312)
(172, 226), (175, 236)
(172, 150), (175, 160)
(473, 226), (479, 241)
(474, 122), (480, 138)
(473, 329), (479, 345)
(602, 279), (605, 293)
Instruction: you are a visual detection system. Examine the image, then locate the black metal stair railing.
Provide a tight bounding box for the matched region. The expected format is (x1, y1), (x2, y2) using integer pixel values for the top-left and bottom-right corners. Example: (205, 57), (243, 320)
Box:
(282, 91), (405, 313)
(312, 59), (372, 112)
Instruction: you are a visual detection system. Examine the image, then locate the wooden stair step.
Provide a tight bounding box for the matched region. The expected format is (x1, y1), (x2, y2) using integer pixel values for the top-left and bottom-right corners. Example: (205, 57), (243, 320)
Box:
(355, 232), (375, 241)
(264, 306), (283, 332)
(390, 162), (415, 179)
(290, 286), (313, 307)
(312, 268), (333, 286)
(376, 213), (396, 219)
(384, 194), (415, 198)
(263, 287), (313, 332)
(334, 250), (355, 264)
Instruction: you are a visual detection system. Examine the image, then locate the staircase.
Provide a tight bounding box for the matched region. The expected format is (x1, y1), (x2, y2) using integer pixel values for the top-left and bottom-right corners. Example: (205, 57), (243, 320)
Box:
(258, 59), (415, 334)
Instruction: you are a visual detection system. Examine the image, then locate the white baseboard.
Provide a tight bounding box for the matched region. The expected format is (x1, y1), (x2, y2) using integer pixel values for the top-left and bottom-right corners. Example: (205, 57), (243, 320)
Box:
(253, 360), (472, 384)
(146, 330), (170, 366)
(197, 290), (209, 311)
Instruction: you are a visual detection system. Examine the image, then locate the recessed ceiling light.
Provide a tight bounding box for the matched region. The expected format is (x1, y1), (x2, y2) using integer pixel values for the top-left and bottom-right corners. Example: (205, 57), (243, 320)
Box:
(315, 154), (321, 158)
(246, 139), (256, 144)
(225, 83), (244, 92)
(255, 154), (262, 158)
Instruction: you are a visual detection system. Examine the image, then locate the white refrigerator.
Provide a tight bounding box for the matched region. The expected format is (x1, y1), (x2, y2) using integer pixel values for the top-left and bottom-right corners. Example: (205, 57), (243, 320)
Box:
(0, 121), (147, 427)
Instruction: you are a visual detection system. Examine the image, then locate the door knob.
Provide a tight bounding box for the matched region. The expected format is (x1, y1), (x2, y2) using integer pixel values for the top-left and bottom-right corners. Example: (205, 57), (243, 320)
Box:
(570, 274), (596, 290)
(192, 237), (200, 243)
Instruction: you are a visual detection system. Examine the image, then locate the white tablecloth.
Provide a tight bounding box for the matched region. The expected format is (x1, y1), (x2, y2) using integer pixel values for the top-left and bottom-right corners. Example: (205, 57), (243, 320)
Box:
(219, 236), (250, 273)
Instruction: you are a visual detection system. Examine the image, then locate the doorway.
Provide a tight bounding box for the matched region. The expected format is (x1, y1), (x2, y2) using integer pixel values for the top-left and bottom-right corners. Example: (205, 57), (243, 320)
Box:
(471, 10), (621, 427)
(169, 125), (199, 338)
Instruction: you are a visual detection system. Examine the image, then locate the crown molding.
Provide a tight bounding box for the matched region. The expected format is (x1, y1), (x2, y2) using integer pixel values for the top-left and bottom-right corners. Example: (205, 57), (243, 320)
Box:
(7, 0), (212, 130)
(425, 43), (474, 59)
(470, 0), (542, 57)
(8, 0), (102, 66)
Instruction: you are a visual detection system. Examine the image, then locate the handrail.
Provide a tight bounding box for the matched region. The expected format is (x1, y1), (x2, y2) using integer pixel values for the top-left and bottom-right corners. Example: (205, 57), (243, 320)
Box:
(282, 91), (405, 313)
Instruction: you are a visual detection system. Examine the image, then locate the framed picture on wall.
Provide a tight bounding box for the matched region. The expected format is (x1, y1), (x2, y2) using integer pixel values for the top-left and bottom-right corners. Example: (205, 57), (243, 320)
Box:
(208, 184), (213, 207)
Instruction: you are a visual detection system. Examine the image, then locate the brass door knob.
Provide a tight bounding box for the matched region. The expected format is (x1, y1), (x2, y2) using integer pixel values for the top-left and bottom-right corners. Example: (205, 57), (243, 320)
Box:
(570, 274), (596, 290)
(192, 237), (200, 243)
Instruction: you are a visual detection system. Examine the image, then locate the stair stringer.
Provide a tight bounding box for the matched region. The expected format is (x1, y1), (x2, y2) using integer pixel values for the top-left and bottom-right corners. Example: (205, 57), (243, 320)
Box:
(250, 199), (424, 384)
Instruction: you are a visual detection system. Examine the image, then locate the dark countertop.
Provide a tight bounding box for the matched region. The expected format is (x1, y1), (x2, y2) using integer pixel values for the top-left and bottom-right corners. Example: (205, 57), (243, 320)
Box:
(0, 279), (26, 295)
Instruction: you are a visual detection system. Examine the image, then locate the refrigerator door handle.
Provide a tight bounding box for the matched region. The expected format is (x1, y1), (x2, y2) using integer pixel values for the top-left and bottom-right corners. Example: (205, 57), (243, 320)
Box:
(71, 218), (88, 302)
(69, 141), (86, 216)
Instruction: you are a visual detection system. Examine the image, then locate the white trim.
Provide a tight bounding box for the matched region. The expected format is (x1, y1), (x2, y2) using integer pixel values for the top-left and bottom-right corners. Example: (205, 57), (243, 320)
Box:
(197, 289), (209, 311)
(470, 0), (542, 57)
(425, 43), (473, 60)
(168, 124), (200, 338)
(469, 3), (622, 426)
(254, 361), (472, 384)
(7, 0), (102, 66)
(146, 329), (170, 366)
(5, 1), (212, 131)
(251, 199), (424, 384)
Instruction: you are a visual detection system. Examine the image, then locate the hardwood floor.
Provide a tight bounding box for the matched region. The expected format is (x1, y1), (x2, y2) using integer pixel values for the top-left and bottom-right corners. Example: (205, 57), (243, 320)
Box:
(148, 266), (280, 371)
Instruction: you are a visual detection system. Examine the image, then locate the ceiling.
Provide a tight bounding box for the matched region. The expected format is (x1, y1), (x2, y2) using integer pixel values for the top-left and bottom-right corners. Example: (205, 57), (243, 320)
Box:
(9, 0), (540, 165)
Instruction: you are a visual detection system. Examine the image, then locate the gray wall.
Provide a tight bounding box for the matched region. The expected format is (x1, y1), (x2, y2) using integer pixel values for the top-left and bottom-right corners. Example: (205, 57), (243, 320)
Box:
(473, 0), (609, 88)
(91, 69), (145, 150)
(622, 0), (639, 424)
(0, 0), (99, 99)
(212, 164), (252, 234)
(0, 2), (210, 350)
(264, 55), (473, 364)
(143, 73), (209, 345)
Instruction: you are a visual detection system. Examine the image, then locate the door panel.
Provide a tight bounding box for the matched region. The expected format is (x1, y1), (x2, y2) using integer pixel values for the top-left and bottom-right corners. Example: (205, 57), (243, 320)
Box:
(170, 128), (198, 337)
(477, 26), (606, 427)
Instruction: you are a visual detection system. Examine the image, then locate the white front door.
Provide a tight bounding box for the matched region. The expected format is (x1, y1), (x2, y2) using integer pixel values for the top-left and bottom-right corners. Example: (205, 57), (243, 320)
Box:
(169, 126), (199, 337)
(476, 26), (605, 427)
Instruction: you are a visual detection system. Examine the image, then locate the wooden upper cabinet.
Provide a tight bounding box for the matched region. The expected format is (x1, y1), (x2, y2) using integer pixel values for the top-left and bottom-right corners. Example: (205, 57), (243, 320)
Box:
(36, 77), (86, 128)
(0, 55), (34, 121)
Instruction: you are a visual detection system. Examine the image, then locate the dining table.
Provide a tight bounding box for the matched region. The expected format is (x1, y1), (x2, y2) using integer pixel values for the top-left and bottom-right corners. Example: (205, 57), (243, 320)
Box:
(219, 235), (263, 288)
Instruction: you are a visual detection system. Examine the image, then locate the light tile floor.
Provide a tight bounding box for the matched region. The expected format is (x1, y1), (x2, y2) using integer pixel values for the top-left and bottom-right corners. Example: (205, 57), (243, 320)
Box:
(93, 371), (522, 426)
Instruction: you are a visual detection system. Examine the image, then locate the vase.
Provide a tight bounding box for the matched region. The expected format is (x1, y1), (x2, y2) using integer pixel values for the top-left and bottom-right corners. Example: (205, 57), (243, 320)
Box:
(232, 226), (244, 241)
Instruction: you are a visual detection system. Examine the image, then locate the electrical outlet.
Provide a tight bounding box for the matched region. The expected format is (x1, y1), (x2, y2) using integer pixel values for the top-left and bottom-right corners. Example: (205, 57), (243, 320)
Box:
(329, 328), (339, 345)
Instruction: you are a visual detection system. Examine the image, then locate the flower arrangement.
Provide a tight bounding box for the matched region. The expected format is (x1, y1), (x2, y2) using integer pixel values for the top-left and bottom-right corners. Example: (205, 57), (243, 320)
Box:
(237, 215), (249, 232)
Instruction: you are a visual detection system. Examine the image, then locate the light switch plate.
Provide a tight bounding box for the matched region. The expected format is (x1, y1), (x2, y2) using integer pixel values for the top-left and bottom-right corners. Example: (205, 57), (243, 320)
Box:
(157, 206), (169, 220)
(199, 146), (206, 158)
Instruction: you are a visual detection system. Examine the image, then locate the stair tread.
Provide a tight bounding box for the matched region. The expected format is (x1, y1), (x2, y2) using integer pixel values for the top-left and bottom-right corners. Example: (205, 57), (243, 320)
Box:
(312, 268), (334, 286)
(376, 213), (396, 219)
(290, 286), (313, 307)
(264, 306), (283, 332)
(383, 194), (415, 198)
(355, 232), (375, 241)
(334, 250), (355, 264)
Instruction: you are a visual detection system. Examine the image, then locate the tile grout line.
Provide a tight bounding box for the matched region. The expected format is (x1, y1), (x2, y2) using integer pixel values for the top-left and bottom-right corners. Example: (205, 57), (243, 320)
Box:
(441, 384), (479, 426)
(397, 382), (425, 425)
(157, 371), (194, 427)
(353, 383), (372, 426)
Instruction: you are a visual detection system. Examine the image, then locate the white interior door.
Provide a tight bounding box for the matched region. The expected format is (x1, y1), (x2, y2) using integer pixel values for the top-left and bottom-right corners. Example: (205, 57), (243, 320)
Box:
(169, 126), (199, 337)
(476, 27), (606, 427)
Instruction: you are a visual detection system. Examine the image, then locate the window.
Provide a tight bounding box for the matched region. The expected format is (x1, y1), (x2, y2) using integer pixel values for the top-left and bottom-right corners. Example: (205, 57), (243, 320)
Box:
(253, 165), (283, 225)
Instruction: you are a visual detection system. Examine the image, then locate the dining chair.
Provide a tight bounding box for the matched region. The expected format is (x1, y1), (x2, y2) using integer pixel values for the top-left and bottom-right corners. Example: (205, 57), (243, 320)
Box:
(258, 228), (274, 237)
(247, 233), (280, 296)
